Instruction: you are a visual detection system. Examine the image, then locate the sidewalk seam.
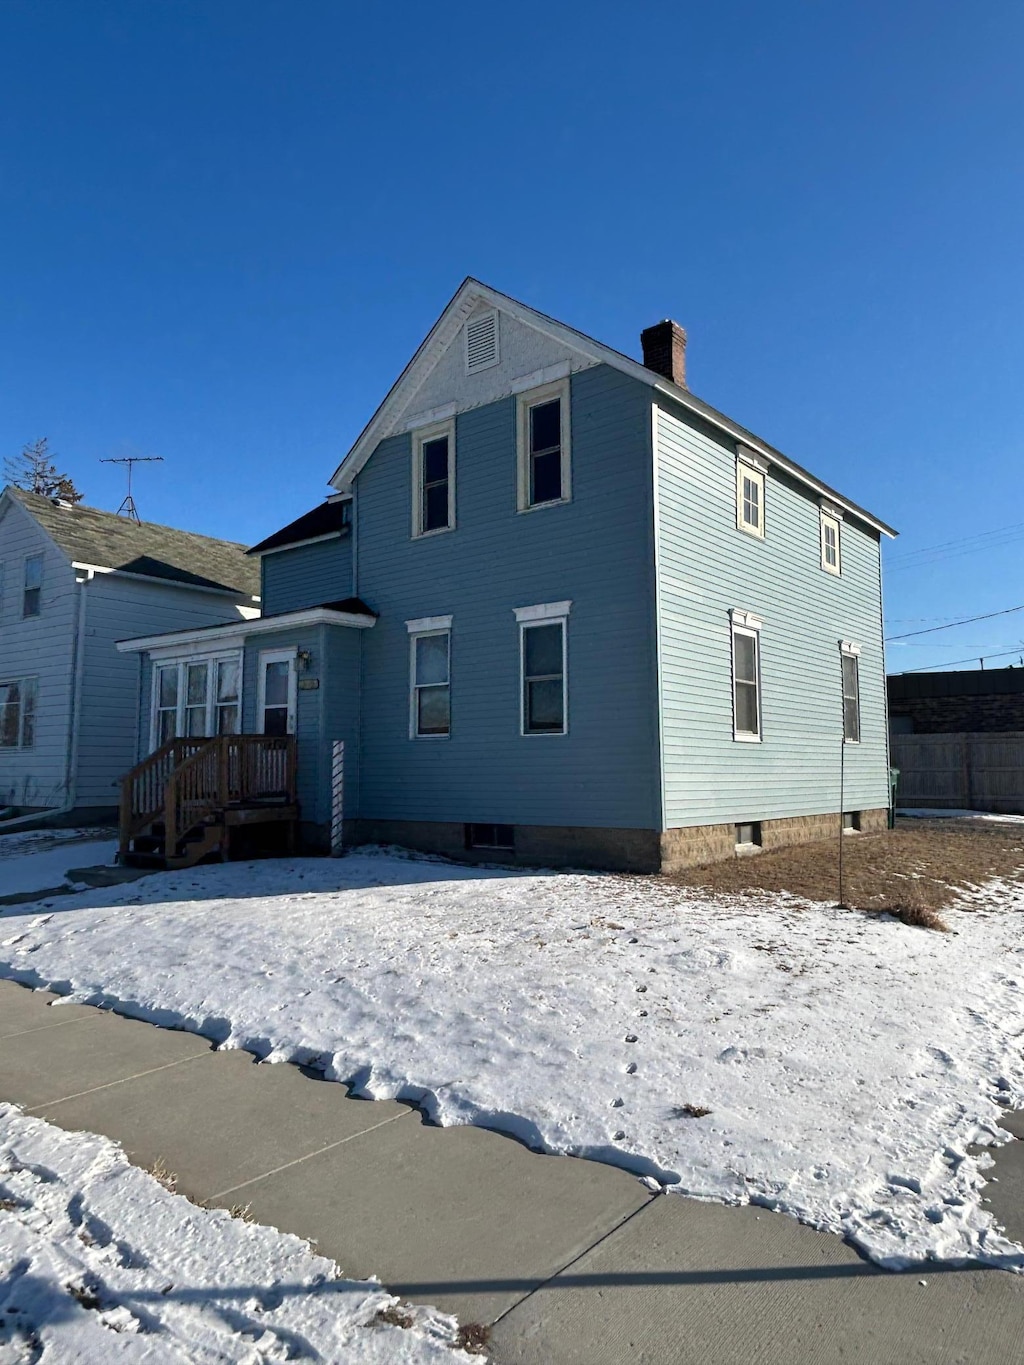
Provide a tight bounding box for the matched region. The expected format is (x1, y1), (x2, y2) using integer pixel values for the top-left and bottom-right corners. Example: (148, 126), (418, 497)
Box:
(0, 1013), (109, 1042)
(24, 1049), (212, 1111)
(208, 1108), (414, 1201)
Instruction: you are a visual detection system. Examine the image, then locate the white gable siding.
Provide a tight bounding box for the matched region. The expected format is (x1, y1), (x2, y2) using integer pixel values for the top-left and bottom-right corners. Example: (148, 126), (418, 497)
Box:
(395, 303), (599, 429)
(0, 501), (76, 809)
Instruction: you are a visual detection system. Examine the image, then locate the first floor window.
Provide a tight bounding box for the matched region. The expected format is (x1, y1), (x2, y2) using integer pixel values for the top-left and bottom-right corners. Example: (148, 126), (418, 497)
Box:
(152, 653), (244, 749)
(155, 664), (179, 745)
(736, 455), (766, 538)
(216, 657), (241, 734)
(0, 678), (37, 748)
(732, 620), (761, 739)
(842, 647), (861, 742)
(23, 553), (43, 617)
(410, 629), (450, 737)
(521, 620), (566, 734)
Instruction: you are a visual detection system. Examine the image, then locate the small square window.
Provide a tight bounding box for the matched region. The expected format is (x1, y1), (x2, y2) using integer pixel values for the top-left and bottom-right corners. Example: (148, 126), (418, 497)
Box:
(736, 821), (762, 848)
(842, 811), (861, 832)
(736, 457), (765, 538)
(517, 381), (571, 512)
(23, 553), (43, 618)
(466, 823), (515, 851)
(821, 512), (841, 575)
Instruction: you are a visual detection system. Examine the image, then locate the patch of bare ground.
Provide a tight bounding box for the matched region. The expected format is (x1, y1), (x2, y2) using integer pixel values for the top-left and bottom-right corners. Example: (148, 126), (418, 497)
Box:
(665, 819), (1024, 925)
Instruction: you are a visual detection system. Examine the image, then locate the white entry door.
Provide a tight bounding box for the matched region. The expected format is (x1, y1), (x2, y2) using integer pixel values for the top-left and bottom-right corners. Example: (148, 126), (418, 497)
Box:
(257, 650), (297, 736)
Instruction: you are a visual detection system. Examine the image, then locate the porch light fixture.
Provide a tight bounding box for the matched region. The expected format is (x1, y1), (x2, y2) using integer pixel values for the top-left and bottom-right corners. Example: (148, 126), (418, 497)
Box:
(297, 649), (312, 673)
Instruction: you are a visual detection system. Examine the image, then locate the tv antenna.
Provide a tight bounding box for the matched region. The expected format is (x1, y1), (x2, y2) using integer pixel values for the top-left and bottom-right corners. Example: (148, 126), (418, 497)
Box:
(100, 455), (164, 522)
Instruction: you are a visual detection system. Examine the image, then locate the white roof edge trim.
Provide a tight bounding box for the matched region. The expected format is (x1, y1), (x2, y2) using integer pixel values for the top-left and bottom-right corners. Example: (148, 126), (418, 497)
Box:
(329, 278), (896, 540)
(116, 606), (376, 654)
(255, 532), (343, 557)
(513, 600), (572, 623)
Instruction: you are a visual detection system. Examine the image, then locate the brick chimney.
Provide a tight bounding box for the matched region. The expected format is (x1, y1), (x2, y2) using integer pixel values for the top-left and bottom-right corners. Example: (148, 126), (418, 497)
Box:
(640, 320), (687, 388)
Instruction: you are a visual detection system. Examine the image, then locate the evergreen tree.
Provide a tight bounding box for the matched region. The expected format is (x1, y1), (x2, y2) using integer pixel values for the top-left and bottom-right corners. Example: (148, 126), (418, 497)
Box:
(4, 438), (83, 504)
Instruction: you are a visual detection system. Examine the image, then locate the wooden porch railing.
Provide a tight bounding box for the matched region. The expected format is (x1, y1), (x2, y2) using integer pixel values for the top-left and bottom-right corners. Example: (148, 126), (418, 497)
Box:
(119, 735), (298, 860)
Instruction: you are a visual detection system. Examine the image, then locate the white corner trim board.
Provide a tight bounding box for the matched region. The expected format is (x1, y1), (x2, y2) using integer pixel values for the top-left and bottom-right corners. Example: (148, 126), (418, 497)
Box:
(406, 614), (453, 634)
(513, 600), (572, 624)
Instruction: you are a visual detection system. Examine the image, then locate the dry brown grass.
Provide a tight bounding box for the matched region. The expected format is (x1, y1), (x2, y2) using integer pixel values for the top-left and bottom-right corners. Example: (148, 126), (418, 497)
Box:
(372, 1304), (415, 1330)
(455, 1323), (491, 1355)
(666, 818), (1024, 923)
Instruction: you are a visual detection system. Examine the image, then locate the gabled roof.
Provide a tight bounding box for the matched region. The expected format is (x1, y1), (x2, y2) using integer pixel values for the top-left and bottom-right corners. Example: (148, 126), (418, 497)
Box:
(247, 498), (351, 556)
(2, 487), (260, 598)
(330, 278), (896, 538)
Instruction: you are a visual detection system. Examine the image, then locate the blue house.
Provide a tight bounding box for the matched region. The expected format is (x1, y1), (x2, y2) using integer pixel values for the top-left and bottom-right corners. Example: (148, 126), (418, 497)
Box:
(117, 280), (896, 872)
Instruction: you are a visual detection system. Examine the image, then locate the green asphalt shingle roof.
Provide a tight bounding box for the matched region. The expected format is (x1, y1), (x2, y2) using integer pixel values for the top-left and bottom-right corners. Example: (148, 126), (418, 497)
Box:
(5, 487), (260, 599)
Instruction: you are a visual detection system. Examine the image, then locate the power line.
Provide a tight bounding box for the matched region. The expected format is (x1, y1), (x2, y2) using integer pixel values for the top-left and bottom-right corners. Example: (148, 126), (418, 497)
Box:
(885, 602), (1024, 642)
(894, 646), (1024, 674)
(886, 518), (1024, 569)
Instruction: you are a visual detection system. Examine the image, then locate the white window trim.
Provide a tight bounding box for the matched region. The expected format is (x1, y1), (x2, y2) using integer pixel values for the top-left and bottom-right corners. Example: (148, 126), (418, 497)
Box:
(408, 625), (451, 740)
(820, 511), (842, 576)
(516, 379), (571, 513)
(150, 650), (245, 750)
(465, 309), (500, 374)
(840, 641), (861, 744)
(730, 611), (762, 743)
(736, 455), (766, 540)
(0, 675), (38, 749)
(256, 648), (297, 737)
(519, 608), (569, 737)
(410, 418), (456, 539)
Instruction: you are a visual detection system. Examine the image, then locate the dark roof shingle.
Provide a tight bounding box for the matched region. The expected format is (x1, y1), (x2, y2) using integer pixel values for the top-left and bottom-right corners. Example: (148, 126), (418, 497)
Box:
(247, 500), (351, 556)
(5, 488), (260, 598)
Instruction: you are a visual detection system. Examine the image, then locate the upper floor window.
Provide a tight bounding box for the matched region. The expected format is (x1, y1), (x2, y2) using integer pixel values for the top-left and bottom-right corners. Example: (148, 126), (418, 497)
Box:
(515, 601), (571, 735)
(736, 450), (766, 539)
(730, 610), (762, 741)
(407, 616), (451, 738)
(411, 420), (455, 538)
(0, 677), (37, 748)
(517, 380), (571, 511)
(23, 554), (43, 617)
(820, 514), (840, 574)
(841, 642), (861, 742)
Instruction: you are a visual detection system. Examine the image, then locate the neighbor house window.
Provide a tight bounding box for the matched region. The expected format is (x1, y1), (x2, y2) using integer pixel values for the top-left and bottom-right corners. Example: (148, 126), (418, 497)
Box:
(515, 601), (571, 735)
(151, 652), (244, 749)
(841, 642), (861, 742)
(0, 562), (5, 612)
(730, 610), (762, 740)
(517, 380), (571, 511)
(23, 554), (43, 617)
(407, 615), (451, 738)
(820, 507), (842, 575)
(0, 678), (37, 748)
(736, 450), (766, 538)
(411, 420), (455, 537)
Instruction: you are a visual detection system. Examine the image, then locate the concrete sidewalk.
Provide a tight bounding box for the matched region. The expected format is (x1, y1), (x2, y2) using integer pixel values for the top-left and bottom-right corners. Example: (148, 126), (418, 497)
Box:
(1, 980), (1022, 1363)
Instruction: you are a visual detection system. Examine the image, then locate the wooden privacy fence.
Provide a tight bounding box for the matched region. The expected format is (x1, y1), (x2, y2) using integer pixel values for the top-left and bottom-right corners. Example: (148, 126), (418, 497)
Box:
(890, 730), (1024, 813)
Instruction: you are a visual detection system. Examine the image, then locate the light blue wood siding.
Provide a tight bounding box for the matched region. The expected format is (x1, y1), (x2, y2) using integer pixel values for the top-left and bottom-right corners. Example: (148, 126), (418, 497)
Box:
(78, 577), (248, 805)
(655, 402), (889, 827)
(260, 535), (352, 615)
(0, 501), (76, 808)
(354, 364), (661, 830)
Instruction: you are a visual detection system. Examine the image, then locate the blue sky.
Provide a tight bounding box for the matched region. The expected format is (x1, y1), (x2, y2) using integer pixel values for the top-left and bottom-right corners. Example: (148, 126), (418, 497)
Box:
(2, 0), (1022, 672)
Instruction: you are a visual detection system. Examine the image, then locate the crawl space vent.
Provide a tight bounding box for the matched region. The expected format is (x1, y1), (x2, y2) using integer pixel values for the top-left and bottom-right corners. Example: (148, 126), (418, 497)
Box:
(465, 310), (499, 374)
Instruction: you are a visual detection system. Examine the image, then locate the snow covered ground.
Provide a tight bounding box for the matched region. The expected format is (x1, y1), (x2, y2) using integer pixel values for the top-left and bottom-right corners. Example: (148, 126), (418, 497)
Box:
(0, 1103), (474, 1363)
(0, 829), (118, 898)
(1, 848), (1023, 1274)
(899, 808), (1024, 824)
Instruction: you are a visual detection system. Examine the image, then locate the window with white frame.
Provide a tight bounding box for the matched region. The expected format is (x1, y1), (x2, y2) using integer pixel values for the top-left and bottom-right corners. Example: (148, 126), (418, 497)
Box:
(411, 420), (455, 537)
(0, 677), (37, 748)
(820, 508), (842, 575)
(736, 451), (766, 538)
(841, 642), (861, 742)
(151, 653), (242, 749)
(23, 553), (43, 617)
(407, 616), (451, 738)
(731, 611), (762, 740)
(515, 601), (570, 735)
(517, 380), (571, 511)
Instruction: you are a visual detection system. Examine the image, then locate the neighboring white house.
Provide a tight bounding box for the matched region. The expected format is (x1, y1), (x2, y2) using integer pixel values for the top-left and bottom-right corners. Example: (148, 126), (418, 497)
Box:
(0, 487), (260, 822)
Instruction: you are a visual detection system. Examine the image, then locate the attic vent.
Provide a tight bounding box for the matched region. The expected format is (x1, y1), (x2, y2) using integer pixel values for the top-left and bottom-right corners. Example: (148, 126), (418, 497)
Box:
(465, 310), (499, 374)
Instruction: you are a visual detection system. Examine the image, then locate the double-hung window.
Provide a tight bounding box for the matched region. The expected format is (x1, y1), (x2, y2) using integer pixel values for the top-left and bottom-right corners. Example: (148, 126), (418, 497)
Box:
(820, 504), (842, 575)
(841, 642), (861, 742)
(515, 601), (570, 735)
(736, 449), (766, 539)
(0, 678), (37, 748)
(517, 380), (571, 511)
(411, 420), (455, 537)
(151, 652), (243, 749)
(730, 610), (762, 740)
(407, 616), (451, 738)
(23, 554), (43, 617)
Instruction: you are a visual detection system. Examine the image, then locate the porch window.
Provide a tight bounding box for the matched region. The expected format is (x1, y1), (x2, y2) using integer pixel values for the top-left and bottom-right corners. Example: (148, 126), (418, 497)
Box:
(216, 658), (241, 734)
(150, 652), (244, 749)
(155, 664), (179, 746)
(0, 678), (37, 748)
